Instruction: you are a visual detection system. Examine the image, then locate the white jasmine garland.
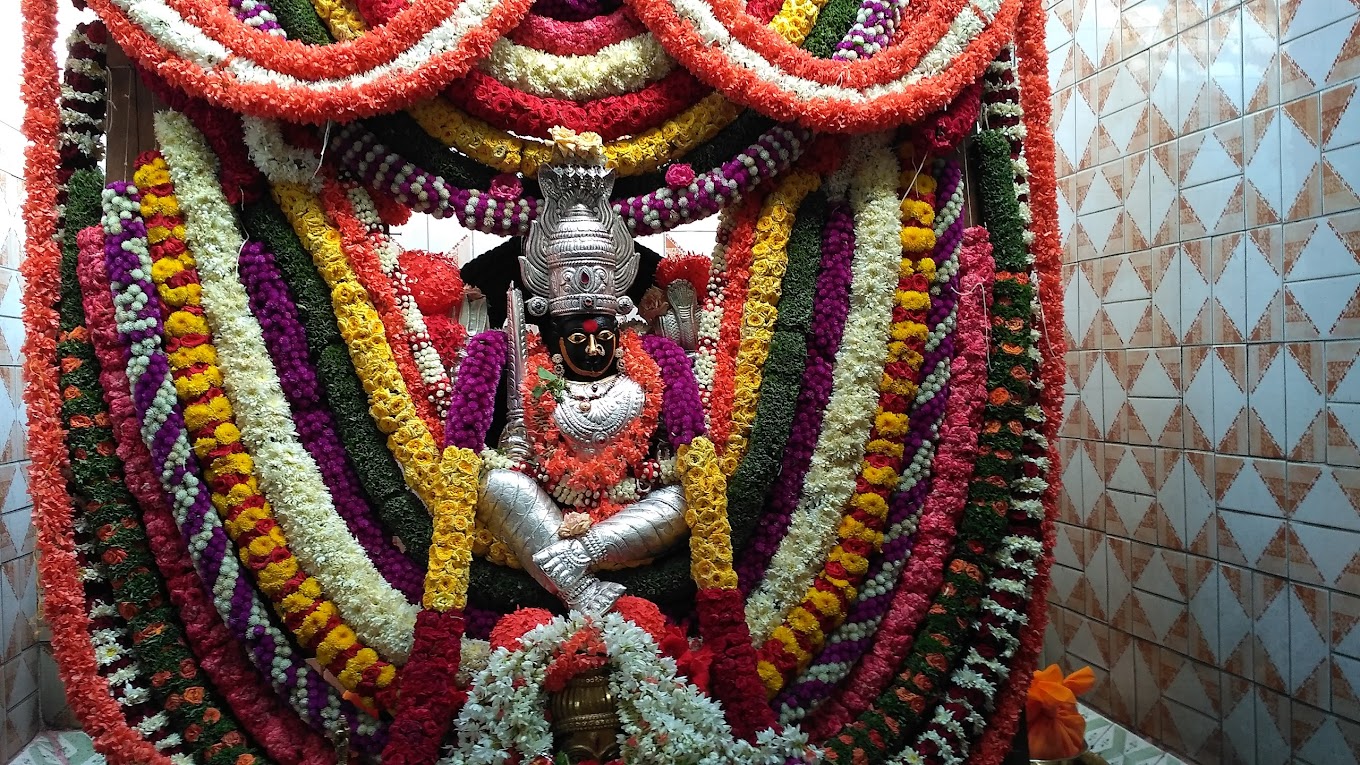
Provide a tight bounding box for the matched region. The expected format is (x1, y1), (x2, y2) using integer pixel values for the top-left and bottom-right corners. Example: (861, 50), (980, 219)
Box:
(439, 613), (815, 764)
(478, 35), (675, 101)
(745, 135), (900, 643)
(155, 110), (418, 662)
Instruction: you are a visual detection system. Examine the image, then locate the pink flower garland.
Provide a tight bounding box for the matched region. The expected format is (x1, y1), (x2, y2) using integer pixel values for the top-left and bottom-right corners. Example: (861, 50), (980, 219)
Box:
(505, 6), (644, 55)
(808, 227), (996, 738)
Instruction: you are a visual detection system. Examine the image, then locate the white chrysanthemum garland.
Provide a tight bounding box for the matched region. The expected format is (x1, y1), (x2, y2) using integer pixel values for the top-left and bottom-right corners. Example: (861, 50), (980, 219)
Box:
(438, 612), (815, 765)
(478, 34), (675, 101)
(154, 109), (418, 662)
(743, 134), (901, 643)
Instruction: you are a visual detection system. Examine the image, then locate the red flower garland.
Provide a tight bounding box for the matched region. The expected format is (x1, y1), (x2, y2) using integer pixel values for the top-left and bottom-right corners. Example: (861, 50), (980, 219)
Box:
(505, 6), (645, 54)
(695, 588), (778, 740)
(380, 611), (467, 765)
(705, 192), (763, 448)
(320, 176), (446, 441)
(21, 0), (170, 759)
(444, 68), (711, 141)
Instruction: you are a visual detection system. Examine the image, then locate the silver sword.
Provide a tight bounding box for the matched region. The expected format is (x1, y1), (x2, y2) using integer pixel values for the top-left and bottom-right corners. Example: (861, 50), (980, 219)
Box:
(500, 285), (533, 462)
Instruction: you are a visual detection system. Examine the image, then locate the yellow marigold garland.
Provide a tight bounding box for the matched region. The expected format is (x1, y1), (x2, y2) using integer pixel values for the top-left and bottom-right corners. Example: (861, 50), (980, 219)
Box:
(271, 180), (444, 510)
(721, 169), (821, 475)
(406, 94), (744, 178)
(679, 436), (737, 590)
(424, 446), (481, 612)
(754, 143), (940, 695)
(136, 158), (397, 703)
(310, 0), (368, 40)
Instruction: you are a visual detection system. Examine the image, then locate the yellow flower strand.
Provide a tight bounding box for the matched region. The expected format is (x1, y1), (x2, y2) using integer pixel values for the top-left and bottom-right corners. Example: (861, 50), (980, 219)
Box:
(721, 169), (821, 475)
(310, 0), (368, 40)
(424, 446), (481, 612)
(770, 0), (835, 46)
(271, 181), (445, 510)
(406, 94), (744, 178)
(678, 436), (737, 590)
(139, 160), (395, 701)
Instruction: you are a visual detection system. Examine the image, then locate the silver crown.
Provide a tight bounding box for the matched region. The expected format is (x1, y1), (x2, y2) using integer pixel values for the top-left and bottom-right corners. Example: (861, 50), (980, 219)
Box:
(520, 160), (638, 317)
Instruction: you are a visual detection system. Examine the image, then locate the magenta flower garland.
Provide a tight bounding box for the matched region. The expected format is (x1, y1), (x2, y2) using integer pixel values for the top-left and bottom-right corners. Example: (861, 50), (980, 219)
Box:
(238, 239), (425, 602)
(444, 329), (508, 450)
(641, 334), (705, 448)
(734, 200), (855, 593)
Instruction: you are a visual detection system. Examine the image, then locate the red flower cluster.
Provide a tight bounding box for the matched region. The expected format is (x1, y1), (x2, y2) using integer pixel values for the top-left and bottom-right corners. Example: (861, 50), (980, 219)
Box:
(913, 81), (984, 155)
(695, 588), (776, 740)
(380, 610), (468, 765)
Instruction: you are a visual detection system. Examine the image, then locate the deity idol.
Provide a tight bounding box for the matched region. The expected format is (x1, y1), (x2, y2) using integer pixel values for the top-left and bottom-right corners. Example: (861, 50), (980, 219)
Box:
(476, 136), (698, 617)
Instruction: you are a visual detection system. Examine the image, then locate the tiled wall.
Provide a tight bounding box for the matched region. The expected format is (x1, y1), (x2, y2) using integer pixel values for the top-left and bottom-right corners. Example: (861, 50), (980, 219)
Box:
(1040, 0), (1360, 760)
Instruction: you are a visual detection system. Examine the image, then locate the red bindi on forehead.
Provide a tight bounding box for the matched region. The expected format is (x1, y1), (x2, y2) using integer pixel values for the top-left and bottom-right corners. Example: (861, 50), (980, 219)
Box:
(582, 319), (599, 333)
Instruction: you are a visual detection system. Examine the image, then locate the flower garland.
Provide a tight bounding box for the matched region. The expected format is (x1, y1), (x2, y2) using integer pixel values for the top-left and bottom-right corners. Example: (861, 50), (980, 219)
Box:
(914, 81), (983, 156)
(778, 158), (966, 723)
(444, 68), (711, 142)
(398, 248), (466, 370)
(476, 34), (675, 101)
(268, 174), (446, 512)
(62, 222), (267, 765)
(21, 11), (160, 757)
(831, 0), (908, 60)
(768, 0), (832, 45)
(238, 237), (426, 601)
(322, 177), (447, 435)
(380, 447), (480, 765)
(704, 193), (761, 448)
(240, 198), (435, 569)
(641, 334), (706, 447)
(754, 144), (937, 697)
(30, 24), (174, 747)
(523, 330), (662, 518)
(735, 197), (853, 592)
(692, 210), (737, 411)
(86, 0), (537, 123)
(406, 93), (742, 179)
(359, 190), (456, 421)
(505, 6), (644, 56)
(440, 613), (812, 763)
(444, 330), (507, 450)
(815, 229), (1005, 762)
(338, 119), (810, 235)
(532, 0), (619, 22)
(126, 155), (403, 713)
(743, 135), (899, 645)
(152, 115), (418, 663)
(624, 0), (1017, 131)
(310, 0), (367, 40)
(79, 223), (365, 759)
(229, 0), (286, 35)
(800, 0), (860, 58)
(104, 179), (355, 751)
(266, 0), (334, 42)
(720, 169), (820, 475)
(961, 34), (1066, 765)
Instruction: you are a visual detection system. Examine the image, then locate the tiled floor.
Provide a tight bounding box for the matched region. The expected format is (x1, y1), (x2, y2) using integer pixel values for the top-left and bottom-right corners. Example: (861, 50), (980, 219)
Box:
(1083, 704), (1187, 765)
(5, 732), (104, 765)
(3, 708), (1173, 765)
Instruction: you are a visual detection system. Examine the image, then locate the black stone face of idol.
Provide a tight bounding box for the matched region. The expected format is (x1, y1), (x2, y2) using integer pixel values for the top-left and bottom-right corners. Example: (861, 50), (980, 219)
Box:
(554, 313), (619, 380)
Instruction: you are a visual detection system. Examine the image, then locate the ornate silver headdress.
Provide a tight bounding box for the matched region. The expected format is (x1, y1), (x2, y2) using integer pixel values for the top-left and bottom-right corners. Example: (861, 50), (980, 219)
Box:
(520, 129), (638, 318)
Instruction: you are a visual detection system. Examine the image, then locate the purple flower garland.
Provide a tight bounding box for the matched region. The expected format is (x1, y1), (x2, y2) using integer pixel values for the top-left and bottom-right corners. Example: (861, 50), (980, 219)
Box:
(100, 181), (382, 748)
(229, 0), (285, 36)
(238, 240), (425, 602)
(734, 201), (856, 594)
(773, 159), (968, 717)
(641, 334), (705, 448)
(444, 330), (508, 451)
(336, 123), (812, 236)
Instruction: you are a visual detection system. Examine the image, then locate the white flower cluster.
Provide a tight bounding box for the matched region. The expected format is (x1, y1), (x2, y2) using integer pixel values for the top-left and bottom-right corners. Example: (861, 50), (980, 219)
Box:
(745, 135), (901, 643)
(155, 110), (418, 662)
(479, 34), (675, 101)
(440, 612), (814, 765)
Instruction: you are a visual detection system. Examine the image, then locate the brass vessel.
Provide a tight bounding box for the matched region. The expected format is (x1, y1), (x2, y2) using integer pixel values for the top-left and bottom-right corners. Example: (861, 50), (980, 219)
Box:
(549, 667), (622, 763)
